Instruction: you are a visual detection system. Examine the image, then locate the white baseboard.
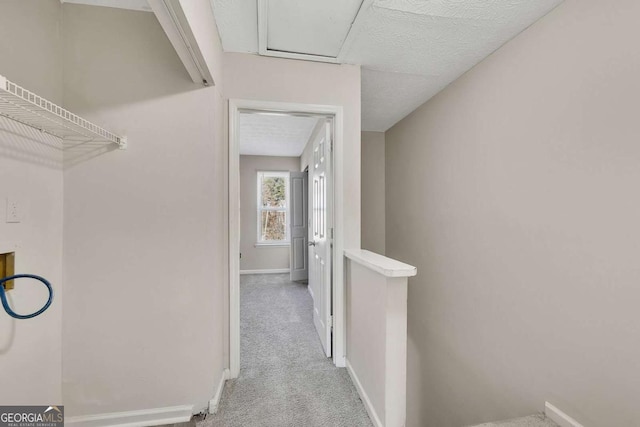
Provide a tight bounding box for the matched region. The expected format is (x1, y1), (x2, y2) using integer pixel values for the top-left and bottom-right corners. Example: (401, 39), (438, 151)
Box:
(346, 359), (382, 427)
(208, 368), (229, 414)
(545, 402), (584, 427)
(66, 405), (193, 427)
(240, 269), (289, 275)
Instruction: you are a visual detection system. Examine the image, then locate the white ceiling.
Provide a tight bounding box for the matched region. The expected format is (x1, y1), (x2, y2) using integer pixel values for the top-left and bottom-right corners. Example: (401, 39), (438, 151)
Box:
(61, 0), (152, 12)
(213, 0), (563, 131)
(239, 113), (320, 157)
(267, 0), (362, 58)
(63, 0), (563, 131)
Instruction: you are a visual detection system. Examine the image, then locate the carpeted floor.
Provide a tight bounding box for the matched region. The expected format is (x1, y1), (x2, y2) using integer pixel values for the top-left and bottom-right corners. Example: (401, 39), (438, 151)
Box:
(470, 414), (559, 427)
(158, 275), (559, 427)
(201, 273), (372, 427)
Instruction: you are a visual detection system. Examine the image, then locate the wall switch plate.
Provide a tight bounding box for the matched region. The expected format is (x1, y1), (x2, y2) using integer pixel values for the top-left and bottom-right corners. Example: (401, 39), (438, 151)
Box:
(6, 199), (19, 223)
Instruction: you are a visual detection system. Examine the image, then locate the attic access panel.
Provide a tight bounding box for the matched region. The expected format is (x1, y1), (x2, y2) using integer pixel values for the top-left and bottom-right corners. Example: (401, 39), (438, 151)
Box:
(259, 0), (362, 62)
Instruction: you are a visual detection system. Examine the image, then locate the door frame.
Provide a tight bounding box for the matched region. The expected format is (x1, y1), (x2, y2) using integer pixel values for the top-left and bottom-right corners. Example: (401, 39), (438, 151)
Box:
(228, 99), (345, 378)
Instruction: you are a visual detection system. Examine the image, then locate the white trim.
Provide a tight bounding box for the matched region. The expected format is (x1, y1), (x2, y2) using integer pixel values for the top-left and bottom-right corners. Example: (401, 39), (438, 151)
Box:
(208, 369), (229, 414)
(148, 0), (214, 86)
(257, 0), (268, 57)
(255, 242), (290, 248)
(332, 104), (347, 368)
(229, 100), (241, 379)
(344, 249), (417, 278)
(229, 99), (346, 378)
(60, 0), (153, 12)
(66, 405), (193, 427)
(545, 402), (585, 427)
(346, 360), (382, 427)
(240, 268), (290, 275)
(257, 0), (340, 64)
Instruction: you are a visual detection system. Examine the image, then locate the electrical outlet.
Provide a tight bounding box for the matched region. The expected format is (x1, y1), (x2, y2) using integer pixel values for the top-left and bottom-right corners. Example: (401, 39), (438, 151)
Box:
(6, 199), (20, 223)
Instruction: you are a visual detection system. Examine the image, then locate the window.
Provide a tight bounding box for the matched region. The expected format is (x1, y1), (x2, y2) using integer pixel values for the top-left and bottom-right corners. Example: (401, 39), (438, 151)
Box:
(257, 171), (290, 244)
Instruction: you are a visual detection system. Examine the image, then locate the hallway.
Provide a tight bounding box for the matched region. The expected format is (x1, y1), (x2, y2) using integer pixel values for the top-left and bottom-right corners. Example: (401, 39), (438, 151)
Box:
(210, 274), (372, 427)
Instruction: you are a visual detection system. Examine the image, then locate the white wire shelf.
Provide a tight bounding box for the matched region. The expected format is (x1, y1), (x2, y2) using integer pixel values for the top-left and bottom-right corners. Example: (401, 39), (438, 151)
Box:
(0, 74), (127, 149)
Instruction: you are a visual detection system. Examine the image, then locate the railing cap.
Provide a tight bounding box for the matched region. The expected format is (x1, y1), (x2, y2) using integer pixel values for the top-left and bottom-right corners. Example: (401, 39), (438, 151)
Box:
(344, 249), (417, 278)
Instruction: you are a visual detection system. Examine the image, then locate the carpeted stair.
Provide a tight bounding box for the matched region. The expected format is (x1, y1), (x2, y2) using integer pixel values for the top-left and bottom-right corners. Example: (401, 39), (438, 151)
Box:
(470, 414), (559, 427)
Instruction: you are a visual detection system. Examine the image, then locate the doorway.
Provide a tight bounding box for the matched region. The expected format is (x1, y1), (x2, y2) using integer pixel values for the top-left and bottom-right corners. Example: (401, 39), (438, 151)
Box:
(228, 100), (345, 379)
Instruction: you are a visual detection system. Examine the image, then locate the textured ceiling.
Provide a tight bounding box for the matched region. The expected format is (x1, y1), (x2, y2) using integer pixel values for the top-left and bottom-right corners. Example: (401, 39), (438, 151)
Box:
(342, 0), (563, 130)
(239, 113), (320, 157)
(361, 68), (449, 132)
(267, 0), (362, 57)
(211, 0), (259, 53)
(61, 0), (152, 12)
(211, 0), (564, 131)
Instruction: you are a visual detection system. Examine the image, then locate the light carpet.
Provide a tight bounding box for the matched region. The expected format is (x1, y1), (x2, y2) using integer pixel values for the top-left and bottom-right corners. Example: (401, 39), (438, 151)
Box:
(470, 414), (559, 427)
(204, 273), (372, 427)
(156, 275), (559, 427)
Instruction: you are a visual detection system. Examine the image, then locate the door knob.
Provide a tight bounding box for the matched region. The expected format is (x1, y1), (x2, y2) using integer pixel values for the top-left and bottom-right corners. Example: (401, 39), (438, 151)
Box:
(308, 241), (316, 247)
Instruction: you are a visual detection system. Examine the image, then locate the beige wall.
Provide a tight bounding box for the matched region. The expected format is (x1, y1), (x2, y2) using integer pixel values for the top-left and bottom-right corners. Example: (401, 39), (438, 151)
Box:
(0, 0), (64, 405)
(346, 262), (390, 424)
(224, 53), (361, 361)
(61, 4), (226, 416)
(223, 53), (361, 254)
(361, 131), (385, 255)
(240, 155), (299, 271)
(386, 1), (640, 426)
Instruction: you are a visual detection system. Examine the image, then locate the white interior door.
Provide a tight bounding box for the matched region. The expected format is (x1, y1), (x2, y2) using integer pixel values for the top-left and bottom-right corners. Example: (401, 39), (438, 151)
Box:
(310, 119), (332, 357)
(290, 171), (308, 281)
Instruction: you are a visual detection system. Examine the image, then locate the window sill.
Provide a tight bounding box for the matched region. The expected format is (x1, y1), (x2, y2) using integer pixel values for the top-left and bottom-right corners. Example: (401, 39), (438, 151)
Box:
(255, 242), (290, 248)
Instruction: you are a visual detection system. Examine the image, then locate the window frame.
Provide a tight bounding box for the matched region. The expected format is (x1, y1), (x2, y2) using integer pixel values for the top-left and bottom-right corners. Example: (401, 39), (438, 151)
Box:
(256, 171), (290, 246)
